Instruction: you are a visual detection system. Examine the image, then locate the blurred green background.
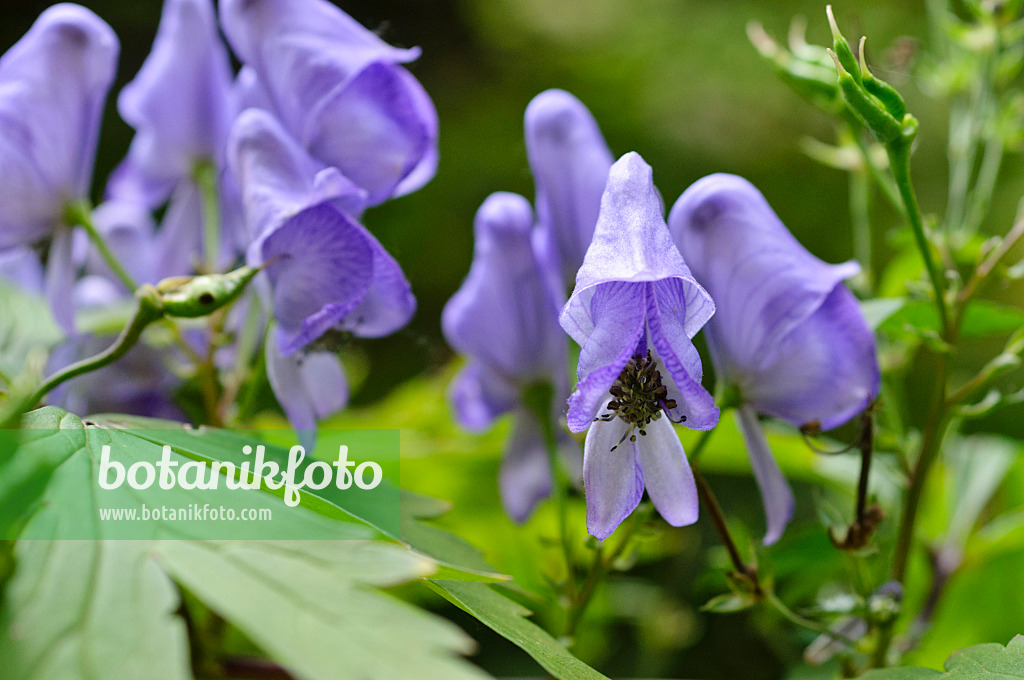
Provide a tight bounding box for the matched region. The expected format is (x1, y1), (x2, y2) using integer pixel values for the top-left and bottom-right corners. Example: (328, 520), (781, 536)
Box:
(4, 1), (1024, 678)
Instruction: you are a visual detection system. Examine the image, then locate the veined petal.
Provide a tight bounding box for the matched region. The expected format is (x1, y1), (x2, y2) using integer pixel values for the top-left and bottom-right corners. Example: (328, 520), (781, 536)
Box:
(0, 4), (118, 247)
(669, 173), (861, 379)
(303, 62), (433, 206)
(443, 192), (565, 381)
(745, 285), (879, 430)
(737, 405), (795, 545)
(392, 67), (439, 198)
(112, 0), (234, 202)
(254, 204), (374, 355)
(265, 331), (349, 448)
(635, 417), (698, 527)
(525, 89), (613, 286)
(584, 415), (645, 540)
(449, 361), (518, 431)
(565, 281), (647, 432)
(500, 408), (554, 523)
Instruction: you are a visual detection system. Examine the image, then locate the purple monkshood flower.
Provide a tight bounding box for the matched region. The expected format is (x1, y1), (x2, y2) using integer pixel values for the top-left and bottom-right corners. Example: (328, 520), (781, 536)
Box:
(525, 89), (614, 290)
(229, 108), (415, 438)
(0, 4), (118, 331)
(107, 0), (243, 278)
(669, 174), (880, 545)
(561, 152), (719, 540)
(220, 0), (439, 206)
(443, 192), (579, 522)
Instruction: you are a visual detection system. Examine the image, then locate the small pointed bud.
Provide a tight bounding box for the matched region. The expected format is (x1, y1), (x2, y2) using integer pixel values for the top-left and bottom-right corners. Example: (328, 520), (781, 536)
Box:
(157, 265), (260, 318)
(828, 49), (903, 143)
(859, 36), (909, 121)
(827, 6), (862, 83)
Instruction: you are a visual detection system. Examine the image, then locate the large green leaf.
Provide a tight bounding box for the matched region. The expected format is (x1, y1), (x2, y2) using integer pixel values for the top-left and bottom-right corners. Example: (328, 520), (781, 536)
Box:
(860, 636), (1024, 679)
(0, 410), (491, 680)
(429, 580), (611, 680)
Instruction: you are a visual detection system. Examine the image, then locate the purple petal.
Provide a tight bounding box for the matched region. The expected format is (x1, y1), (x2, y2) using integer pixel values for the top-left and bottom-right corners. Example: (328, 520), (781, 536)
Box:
(340, 237), (416, 338)
(669, 174), (861, 380)
(392, 67), (439, 198)
(449, 361), (518, 431)
(737, 405), (795, 545)
(44, 227), (77, 334)
(265, 331), (349, 445)
(110, 0), (233, 203)
(745, 285), (879, 430)
(304, 62), (433, 206)
(584, 414), (645, 540)
(0, 247), (44, 293)
(254, 204), (374, 355)
(87, 200), (157, 288)
(443, 192), (565, 382)
(0, 5), (118, 247)
(565, 281), (647, 432)
(525, 89), (613, 286)
(646, 279), (719, 430)
(500, 408), (554, 523)
(636, 417), (699, 527)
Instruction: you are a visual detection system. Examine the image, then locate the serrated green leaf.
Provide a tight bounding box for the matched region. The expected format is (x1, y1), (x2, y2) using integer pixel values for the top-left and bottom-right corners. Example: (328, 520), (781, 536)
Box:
(861, 636), (1024, 679)
(0, 410), (494, 680)
(428, 580), (610, 680)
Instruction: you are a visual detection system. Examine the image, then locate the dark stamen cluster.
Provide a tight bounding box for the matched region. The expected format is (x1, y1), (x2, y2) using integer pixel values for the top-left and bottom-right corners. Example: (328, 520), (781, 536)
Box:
(595, 351), (682, 451)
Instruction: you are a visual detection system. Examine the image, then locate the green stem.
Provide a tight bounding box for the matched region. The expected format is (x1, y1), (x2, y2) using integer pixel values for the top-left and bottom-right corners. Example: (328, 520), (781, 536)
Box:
(887, 139), (950, 336)
(25, 286), (164, 407)
(65, 201), (139, 292)
(693, 460), (760, 589)
(194, 161), (222, 273)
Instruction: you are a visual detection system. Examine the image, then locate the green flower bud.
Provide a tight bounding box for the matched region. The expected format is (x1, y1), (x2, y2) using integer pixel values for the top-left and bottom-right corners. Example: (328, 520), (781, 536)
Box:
(828, 48), (904, 143)
(827, 5), (862, 84)
(859, 37), (908, 120)
(157, 265), (260, 318)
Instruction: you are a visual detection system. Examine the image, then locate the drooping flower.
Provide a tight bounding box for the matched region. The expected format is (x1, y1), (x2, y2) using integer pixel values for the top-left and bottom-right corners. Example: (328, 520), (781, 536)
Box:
(525, 89), (613, 289)
(669, 173), (880, 544)
(219, 0), (438, 206)
(0, 4), (119, 330)
(106, 0), (243, 277)
(229, 107), (415, 436)
(443, 192), (577, 522)
(560, 152), (719, 540)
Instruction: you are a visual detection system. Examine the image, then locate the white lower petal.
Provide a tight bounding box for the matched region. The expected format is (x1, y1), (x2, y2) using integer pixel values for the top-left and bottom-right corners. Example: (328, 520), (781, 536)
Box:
(636, 417), (698, 527)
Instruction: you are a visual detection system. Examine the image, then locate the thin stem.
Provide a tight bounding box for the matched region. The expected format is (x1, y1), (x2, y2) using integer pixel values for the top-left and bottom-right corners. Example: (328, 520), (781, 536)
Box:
(25, 286), (164, 407)
(848, 126), (902, 214)
(854, 410), (875, 530)
(65, 201), (139, 292)
(888, 140), (950, 336)
(194, 161), (222, 274)
(692, 462), (760, 589)
(956, 215), (1024, 315)
(766, 591), (859, 647)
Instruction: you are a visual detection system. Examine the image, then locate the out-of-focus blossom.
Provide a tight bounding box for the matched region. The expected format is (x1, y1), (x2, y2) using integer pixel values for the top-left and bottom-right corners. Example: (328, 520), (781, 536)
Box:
(220, 0), (438, 206)
(107, 0), (242, 277)
(525, 89), (613, 290)
(560, 152), (718, 540)
(229, 108), (415, 437)
(443, 192), (576, 522)
(669, 173), (880, 544)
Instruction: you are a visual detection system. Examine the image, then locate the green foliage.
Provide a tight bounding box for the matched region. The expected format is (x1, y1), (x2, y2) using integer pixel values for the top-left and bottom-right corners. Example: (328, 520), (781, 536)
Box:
(0, 280), (62, 384)
(861, 636), (1024, 679)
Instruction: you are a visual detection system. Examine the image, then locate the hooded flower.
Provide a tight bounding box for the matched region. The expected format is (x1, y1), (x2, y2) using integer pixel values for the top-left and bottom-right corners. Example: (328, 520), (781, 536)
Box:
(561, 152), (718, 540)
(443, 192), (577, 522)
(219, 0), (438, 206)
(107, 0), (243, 277)
(525, 89), (613, 290)
(669, 173), (880, 544)
(229, 108), (415, 437)
(0, 4), (118, 331)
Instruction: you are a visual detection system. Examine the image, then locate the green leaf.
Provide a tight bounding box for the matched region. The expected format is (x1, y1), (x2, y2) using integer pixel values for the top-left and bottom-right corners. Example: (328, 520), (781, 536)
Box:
(0, 280), (63, 385)
(860, 636), (1024, 679)
(428, 580), (610, 680)
(92, 413), (508, 581)
(0, 410), (493, 680)
(879, 300), (1024, 340)
(700, 591), (759, 613)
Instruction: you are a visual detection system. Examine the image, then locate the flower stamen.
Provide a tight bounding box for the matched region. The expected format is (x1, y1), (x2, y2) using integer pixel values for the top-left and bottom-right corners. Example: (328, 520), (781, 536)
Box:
(594, 350), (684, 450)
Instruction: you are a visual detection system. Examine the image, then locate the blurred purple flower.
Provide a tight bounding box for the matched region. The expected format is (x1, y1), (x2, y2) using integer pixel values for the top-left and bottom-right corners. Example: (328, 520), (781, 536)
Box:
(669, 173), (880, 545)
(525, 89), (613, 289)
(220, 0), (438, 206)
(443, 192), (577, 522)
(107, 0), (243, 277)
(0, 4), (118, 331)
(560, 152), (718, 540)
(229, 108), (415, 436)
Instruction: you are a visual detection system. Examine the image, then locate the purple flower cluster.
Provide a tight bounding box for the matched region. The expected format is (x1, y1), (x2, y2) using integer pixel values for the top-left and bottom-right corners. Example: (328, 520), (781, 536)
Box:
(0, 0), (437, 429)
(446, 92), (879, 540)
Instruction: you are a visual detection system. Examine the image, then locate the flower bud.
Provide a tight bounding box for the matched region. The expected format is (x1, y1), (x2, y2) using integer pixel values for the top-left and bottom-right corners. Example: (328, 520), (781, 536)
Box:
(157, 265), (260, 318)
